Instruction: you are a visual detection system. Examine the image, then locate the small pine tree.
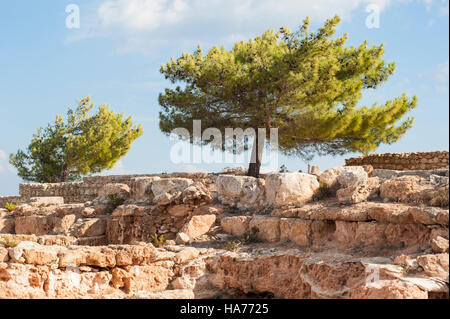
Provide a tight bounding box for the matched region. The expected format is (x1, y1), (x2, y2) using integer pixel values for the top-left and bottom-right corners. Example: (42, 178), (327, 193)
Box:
(10, 97), (143, 182)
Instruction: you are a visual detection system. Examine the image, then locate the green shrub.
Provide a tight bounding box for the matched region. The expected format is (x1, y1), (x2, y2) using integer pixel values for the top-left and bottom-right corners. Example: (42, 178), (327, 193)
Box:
(434, 192), (449, 208)
(107, 194), (125, 209)
(225, 240), (241, 252)
(152, 234), (167, 247)
(313, 182), (334, 201)
(4, 202), (17, 212)
(0, 236), (20, 248)
(240, 226), (261, 244)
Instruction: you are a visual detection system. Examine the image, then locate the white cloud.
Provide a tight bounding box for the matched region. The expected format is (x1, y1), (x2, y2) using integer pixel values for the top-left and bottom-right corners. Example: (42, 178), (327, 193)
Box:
(98, 0), (188, 31)
(434, 60), (449, 83)
(96, 0), (391, 32)
(66, 0), (445, 53)
(68, 0), (395, 53)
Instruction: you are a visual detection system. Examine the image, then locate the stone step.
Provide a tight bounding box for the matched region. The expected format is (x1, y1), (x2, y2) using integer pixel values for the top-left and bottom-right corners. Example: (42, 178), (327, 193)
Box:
(220, 213), (449, 249)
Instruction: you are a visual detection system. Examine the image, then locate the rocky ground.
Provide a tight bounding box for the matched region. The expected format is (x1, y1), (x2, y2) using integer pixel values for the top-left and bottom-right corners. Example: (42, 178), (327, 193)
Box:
(0, 165), (448, 299)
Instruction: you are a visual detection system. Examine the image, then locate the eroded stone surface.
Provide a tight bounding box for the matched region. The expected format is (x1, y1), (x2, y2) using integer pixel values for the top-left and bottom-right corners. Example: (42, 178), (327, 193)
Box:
(0, 167), (448, 299)
(265, 173), (319, 207)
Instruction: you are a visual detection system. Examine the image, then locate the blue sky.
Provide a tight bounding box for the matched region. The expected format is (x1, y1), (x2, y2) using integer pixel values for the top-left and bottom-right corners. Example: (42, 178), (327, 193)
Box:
(0, 0), (448, 195)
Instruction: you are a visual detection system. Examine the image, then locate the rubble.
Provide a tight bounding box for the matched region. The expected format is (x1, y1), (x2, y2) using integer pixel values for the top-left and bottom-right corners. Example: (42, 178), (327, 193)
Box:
(0, 166), (448, 299)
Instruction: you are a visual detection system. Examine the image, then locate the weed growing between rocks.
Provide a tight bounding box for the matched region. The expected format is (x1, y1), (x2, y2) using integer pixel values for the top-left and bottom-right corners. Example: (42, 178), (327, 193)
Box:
(107, 194), (125, 209)
(4, 202), (17, 212)
(0, 236), (20, 248)
(241, 226), (261, 244)
(225, 240), (241, 252)
(224, 227), (262, 251)
(313, 182), (334, 201)
(152, 234), (167, 247)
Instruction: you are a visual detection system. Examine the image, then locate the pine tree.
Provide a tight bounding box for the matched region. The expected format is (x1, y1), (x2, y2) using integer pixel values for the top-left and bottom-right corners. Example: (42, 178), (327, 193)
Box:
(158, 16), (417, 177)
(10, 96), (143, 182)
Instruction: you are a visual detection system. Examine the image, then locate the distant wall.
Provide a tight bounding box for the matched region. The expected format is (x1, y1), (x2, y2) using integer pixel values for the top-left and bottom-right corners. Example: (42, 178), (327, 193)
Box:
(17, 173), (212, 204)
(345, 151), (449, 170)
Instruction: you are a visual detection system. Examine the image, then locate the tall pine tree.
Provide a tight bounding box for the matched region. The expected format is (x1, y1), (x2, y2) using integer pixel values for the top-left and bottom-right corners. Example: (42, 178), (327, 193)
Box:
(159, 16), (417, 177)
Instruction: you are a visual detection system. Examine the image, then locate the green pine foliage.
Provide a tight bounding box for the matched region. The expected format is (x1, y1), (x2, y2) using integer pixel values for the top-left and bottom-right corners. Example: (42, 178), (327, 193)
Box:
(158, 16), (417, 177)
(10, 96), (143, 182)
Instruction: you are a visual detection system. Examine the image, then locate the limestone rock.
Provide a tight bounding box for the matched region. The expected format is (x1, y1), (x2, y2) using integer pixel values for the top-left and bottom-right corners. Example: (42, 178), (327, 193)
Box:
(216, 175), (264, 207)
(319, 166), (366, 191)
(55, 204), (87, 217)
(111, 204), (154, 217)
(379, 175), (447, 206)
(337, 168), (368, 188)
(175, 232), (191, 245)
(336, 177), (380, 204)
(219, 166), (246, 175)
(37, 235), (77, 246)
(310, 166), (321, 176)
(151, 178), (194, 205)
(28, 197), (64, 207)
(220, 216), (251, 237)
(168, 205), (191, 217)
(111, 264), (173, 293)
(429, 184), (449, 207)
(74, 218), (107, 237)
(12, 204), (40, 217)
(362, 165), (374, 175)
(265, 173), (319, 207)
(432, 236), (449, 253)
(279, 218), (311, 246)
(416, 254), (449, 281)
(0, 217), (15, 233)
(180, 182), (212, 205)
(8, 241), (42, 263)
(0, 247), (9, 262)
(15, 216), (51, 236)
(175, 247), (200, 264)
(129, 176), (161, 202)
(171, 276), (196, 290)
(407, 207), (444, 225)
(249, 216), (280, 242)
(97, 183), (130, 201)
(180, 214), (216, 239)
(21, 246), (59, 265)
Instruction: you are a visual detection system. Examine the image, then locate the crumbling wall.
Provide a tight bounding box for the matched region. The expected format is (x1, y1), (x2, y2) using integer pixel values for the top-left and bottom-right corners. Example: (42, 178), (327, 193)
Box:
(17, 173), (213, 204)
(0, 166), (448, 299)
(345, 151), (449, 170)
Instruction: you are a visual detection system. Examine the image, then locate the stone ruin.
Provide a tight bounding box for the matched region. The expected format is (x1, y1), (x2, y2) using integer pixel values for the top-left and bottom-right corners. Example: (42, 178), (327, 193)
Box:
(0, 160), (449, 299)
(345, 151), (449, 171)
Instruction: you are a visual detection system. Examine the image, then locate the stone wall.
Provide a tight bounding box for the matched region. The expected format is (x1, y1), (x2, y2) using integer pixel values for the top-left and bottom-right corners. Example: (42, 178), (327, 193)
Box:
(1, 167), (448, 299)
(345, 151), (449, 170)
(17, 173), (213, 204)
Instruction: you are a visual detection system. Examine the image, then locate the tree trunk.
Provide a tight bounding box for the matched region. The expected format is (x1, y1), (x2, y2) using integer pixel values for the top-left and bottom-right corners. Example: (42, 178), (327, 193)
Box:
(60, 164), (69, 182)
(247, 131), (264, 178)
